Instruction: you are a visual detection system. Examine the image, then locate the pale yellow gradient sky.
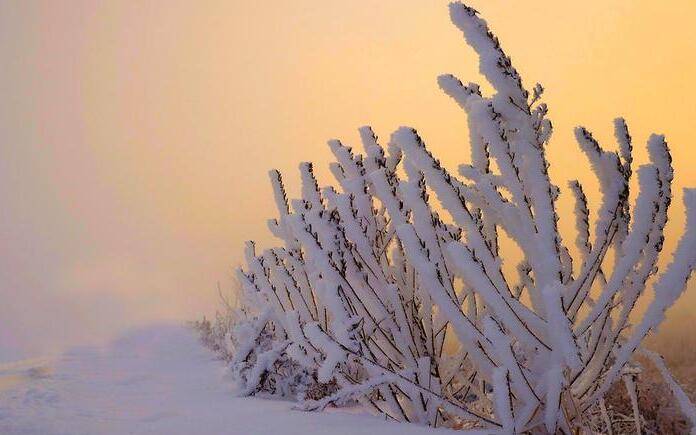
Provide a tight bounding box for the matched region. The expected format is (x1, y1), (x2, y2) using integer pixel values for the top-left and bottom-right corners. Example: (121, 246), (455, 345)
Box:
(1, 1), (694, 360)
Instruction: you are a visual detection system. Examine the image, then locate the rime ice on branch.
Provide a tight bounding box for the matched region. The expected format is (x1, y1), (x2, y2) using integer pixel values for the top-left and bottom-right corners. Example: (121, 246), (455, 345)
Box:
(222, 2), (696, 433)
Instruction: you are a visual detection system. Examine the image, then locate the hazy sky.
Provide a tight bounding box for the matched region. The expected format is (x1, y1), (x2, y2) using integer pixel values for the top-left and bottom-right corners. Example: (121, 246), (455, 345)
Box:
(2, 1), (695, 361)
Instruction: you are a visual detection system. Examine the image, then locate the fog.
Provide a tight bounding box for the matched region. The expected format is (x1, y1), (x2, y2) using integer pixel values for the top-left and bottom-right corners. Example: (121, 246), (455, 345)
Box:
(2, 0), (695, 362)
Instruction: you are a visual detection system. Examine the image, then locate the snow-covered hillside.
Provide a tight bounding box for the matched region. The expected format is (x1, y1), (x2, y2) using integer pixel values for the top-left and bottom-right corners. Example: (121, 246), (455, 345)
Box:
(0, 325), (457, 435)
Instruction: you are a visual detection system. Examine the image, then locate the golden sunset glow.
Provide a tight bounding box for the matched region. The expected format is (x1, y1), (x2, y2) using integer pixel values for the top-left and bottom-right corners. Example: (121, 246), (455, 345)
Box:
(1, 0), (694, 359)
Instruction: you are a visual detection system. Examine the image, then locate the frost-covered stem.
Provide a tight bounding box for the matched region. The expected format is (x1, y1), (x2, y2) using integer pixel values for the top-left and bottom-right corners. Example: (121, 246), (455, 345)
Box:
(599, 398), (613, 435)
(623, 372), (642, 435)
(641, 348), (696, 435)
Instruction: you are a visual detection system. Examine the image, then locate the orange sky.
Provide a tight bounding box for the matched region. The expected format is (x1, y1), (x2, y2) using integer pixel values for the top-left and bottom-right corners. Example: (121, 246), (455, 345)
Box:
(1, 1), (694, 360)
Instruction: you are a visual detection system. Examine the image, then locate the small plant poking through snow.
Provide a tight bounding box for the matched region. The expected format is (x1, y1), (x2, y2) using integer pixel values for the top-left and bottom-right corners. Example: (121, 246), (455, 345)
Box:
(199, 2), (696, 433)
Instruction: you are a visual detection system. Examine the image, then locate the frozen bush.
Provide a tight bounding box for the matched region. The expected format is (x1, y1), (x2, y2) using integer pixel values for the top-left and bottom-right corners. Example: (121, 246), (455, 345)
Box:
(212, 2), (696, 433)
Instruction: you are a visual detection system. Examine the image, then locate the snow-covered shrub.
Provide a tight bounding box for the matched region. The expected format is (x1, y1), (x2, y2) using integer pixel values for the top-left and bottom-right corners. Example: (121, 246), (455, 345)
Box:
(222, 2), (696, 432)
(193, 312), (234, 358)
(195, 283), (338, 400)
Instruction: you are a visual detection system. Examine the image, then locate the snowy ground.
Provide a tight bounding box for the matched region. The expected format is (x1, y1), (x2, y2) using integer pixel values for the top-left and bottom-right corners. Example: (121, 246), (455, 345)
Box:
(0, 324), (454, 434)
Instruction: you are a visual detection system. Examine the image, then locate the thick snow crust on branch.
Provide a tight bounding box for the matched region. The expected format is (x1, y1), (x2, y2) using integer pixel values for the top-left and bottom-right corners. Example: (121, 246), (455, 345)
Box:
(214, 2), (695, 433)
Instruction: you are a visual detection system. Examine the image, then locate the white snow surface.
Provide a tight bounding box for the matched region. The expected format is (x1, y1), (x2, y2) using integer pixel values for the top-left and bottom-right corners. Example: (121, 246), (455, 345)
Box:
(0, 324), (456, 435)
